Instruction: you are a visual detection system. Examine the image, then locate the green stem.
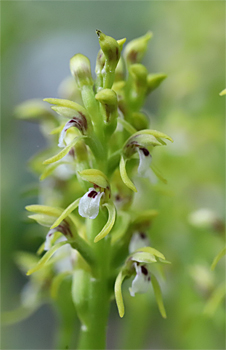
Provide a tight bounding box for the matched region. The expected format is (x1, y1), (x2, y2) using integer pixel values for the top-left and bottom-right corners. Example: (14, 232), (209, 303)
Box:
(77, 209), (111, 349)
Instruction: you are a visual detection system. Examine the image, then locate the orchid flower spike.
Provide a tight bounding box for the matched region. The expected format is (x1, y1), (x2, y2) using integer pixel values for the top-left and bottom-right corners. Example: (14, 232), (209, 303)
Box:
(129, 262), (151, 297)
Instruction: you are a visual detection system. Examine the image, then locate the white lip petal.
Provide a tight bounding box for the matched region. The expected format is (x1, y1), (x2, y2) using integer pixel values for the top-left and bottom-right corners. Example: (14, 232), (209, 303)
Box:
(58, 120), (76, 148)
(129, 232), (150, 253)
(58, 127), (67, 148)
(78, 188), (104, 219)
(129, 263), (151, 297)
(137, 148), (152, 177)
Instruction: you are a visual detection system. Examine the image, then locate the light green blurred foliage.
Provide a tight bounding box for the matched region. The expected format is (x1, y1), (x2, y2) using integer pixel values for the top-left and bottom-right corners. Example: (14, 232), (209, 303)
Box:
(1, 1), (225, 349)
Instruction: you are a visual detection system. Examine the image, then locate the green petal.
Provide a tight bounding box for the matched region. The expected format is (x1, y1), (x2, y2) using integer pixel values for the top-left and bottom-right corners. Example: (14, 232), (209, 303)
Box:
(40, 161), (68, 181)
(26, 205), (63, 218)
(26, 241), (69, 275)
(119, 156), (137, 192)
(51, 271), (72, 299)
(151, 274), (167, 318)
(51, 198), (81, 229)
(114, 271), (127, 318)
(28, 213), (56, 227)
(136, 246), (165, 260)
(43, 136), (85, 164)
(136, 129), (173, 143)
(131, 251), (157, 264)
(94, 202), (116, 243)
(78, 169), (109, 188)
(211, 246), (226, 270)
(44, 98), (87, 114)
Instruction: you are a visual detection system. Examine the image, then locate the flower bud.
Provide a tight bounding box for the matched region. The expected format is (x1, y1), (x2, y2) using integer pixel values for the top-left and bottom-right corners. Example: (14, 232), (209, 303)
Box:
(131, 112), (149, 130)
(147, 73), (167, 94)
(127, 64), (148, 110)
(70, 54), (94, 89)
(124, 31), (153, 65)
(95, 89), (118, 123)
(96, 30), (121, 71)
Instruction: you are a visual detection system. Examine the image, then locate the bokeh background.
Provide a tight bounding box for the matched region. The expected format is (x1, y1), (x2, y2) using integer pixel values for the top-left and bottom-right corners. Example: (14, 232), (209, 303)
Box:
(1, 1), (225, 349)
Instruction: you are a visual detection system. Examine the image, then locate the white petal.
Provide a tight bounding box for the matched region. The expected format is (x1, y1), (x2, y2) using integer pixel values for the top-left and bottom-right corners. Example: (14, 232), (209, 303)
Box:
(137, 148), (152, 177)
(78, 188), (104, 219)
(129, 263), (151, 297)
(58, 120), (76, 148)
(129, 232), (150, 253)
(44, 228), (56, 251)
(58, 127), (67, 148)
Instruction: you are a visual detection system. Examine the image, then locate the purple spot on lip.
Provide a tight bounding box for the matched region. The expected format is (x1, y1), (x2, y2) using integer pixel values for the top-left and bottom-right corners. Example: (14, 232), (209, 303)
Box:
(139, 232), (146, 239)
(141, 265), (148, 276)
(88, 190), (98, 198)
(140, 147), (150, 157)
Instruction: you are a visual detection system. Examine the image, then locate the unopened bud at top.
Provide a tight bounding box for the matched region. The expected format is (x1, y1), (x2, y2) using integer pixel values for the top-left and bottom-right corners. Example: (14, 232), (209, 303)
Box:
(124, 31), (152, 65)
(70, 54), (94, 89)
(96, 30), (121, 71)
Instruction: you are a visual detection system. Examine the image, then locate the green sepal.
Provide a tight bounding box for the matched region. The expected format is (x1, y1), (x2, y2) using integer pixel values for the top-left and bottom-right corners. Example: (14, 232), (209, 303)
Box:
(211, 246), (226, 270)
(14, 99), (55, 121)
(151, 274), (167, 318)
(43, 136), (85, 164)
(119, 156), (137, 192)
(43, 98), (87, 113)
(114, 270), (128, 318)
(26, 241), (69, 275)
(51, 198), (81, 229)
(40, 161), (68, 181)
(26, 205), (63, 218)
(131, 251), (157, 264)
(51, 106), (92, 133)
(135, 246), (165, 260)
(78, 169), (109, 189)
(131, 129), (173, 143)
(94, 202), (116, 243)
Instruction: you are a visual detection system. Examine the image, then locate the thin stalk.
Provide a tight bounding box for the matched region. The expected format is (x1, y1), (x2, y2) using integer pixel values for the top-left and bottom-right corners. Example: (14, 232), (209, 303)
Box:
(77, 209), (111, 349)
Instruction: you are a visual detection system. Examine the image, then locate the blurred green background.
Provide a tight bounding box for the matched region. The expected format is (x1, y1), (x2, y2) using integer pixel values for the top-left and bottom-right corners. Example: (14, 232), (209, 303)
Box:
(1, 1), (225, 349)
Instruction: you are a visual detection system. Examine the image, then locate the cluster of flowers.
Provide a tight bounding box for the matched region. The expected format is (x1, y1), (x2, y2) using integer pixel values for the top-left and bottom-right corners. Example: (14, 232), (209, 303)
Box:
(14, 30), (172, 323)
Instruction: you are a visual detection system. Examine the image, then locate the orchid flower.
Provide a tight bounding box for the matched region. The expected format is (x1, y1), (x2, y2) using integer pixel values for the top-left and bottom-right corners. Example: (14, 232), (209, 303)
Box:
(78, 187), (104, 219)
(119, 129), (173, 191)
